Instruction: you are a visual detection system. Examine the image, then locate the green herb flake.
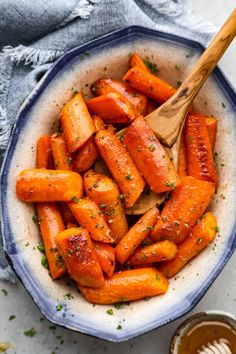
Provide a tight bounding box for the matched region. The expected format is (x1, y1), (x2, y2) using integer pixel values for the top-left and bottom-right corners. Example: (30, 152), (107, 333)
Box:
(25, 242), (30, 247)
(32, 215), (38, 224)
(106, 309), (114, 315)
(189, 135), (193, 143)
(176, 80), (182, 87)
(114, 303), (122, 309)
(63, 293), (74, 300)
(71, 196), (79, 203)
(41, 256), (49, 269)
(149, 135), (155, 141)
(24, 327), (36, 337)
(67, 157), (73, 165)
(56, 304), (63, 311)
(118, 194), (124, 200)
(37, 243), (45, 253)
(144, 297), (150, 301)
(116, 324), (122, 330)
(149, 144), (155, 152)
(215, 226), (220, 232)
(155, 274), (160, 280)
(162, 216), (167, 222)
(175, 63), (180, 70)
(8, 315), (15, 321)
(126, 174), (132, 180)
(221, 102), (226, 108)
(1, 288), (8, 296)
(99, 203), (106, 209)
(118, 134), (124, 143)
(197, 238), (203, 244)
(144, 59), (158, 74)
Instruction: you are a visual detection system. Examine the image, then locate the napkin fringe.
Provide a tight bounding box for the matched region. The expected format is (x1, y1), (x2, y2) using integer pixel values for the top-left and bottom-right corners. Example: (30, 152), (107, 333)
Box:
(59, 0), (100, 26)
(0, 55), (12, 148)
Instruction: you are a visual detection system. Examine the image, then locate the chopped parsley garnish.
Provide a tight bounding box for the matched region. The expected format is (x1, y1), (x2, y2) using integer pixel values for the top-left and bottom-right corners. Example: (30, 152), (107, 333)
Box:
(41, 256), (49, 269)
(175, 63), (180, 70)
(56, 304), (63, 311)
(24, 327), (36, 337)
(176, 80), (182, 87)
(67, 157), (73, 165)
(9, 315), (16, 321)
(144, 59), (158, 74)
(126, 174), (132, 180)
(71, 196), (79, 203)
(37, 243), (45, 253)
(162, 216), (167, 222)
(1, 288), (8, 296)
(221, 102), (226, 108)
(99, 203), (106, 209)
(118, 194), (124, 200)
(106, 309), (114, 315)
(32, 215), (38, 223)
(149, 144), (155, 152)
(63, 293), (74, 300)
(197, 238), (203, 244)
(116, 324), (122, 330)
(215, 226), (220, 232)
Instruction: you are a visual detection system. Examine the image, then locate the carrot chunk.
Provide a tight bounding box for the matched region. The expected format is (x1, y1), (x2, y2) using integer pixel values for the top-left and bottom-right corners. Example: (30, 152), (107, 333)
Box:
(73, 138), (98, 174)
(50, 134), (72, 170)
(205, 116), (217, 150)
(178, 133), (188, 177)
(36, 135), (53, 169)
(93, 241), (115, 277)
(129, 53), (149, 72)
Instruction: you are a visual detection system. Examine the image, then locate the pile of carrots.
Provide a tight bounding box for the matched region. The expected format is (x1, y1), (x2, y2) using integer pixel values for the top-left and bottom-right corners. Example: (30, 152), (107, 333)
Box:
(16, 53), (218, 305)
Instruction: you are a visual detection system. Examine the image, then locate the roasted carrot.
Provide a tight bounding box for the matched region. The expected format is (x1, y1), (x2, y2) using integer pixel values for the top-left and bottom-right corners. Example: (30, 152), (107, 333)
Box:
(80, 268), (168, 304)
(36, 203), (66, 279)
(91, 79), (147, 116)
(159, 212), (217, 278)
(73, 138), (98, 173)
(95, 130), (145, 208)
(147, 99), (158, 114)
(86, 92), (136, 124)
(68, 197), (115, 243)
(123, 66), (176, 104)
(129, 53), (149, 72)
(36, 135), (53, 169)
(60, 203), (77, 224)
(185, 112), (218, 185)
(205, 116), (217, 150)
(16, 169), (83, 202)
(50, 133), (72, 170)
(150, 176), (215, 244)
(178, 133), (188, 177)
(84, 170), (128, 243)
(115, 207), (159, 265)
(66, 222), (78, 229)
(92, 114), (106, 132)
(124, 116), (181, 193)
(127, 240), (178, 266)
(93, 241), (115, 277)
(55, 227), (105, 288)
(60, 92), (95, 153)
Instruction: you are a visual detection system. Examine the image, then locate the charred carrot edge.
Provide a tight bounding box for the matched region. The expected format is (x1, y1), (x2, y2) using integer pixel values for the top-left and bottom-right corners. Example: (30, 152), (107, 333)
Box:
(84, 169), (128, 243)
(129, 53), (149, 72)
(159, 212), (217, 278)
(115, 207), (159, 265)
(55, 227), (105, 288)
(36, 135), (53, 169)
(124, 116), (181, 193)
(60, 92), (95, 153)
(91, 79), (147, 116)
(73, 138), (98, 174)
(36, 203), (66, 279)
(93, 241), (115, 277)
(68, 197), (115, 243)
(150, 176), (215, 244)
(79, 268), (168, 304)
(185, 112), (218, 185)
(95, 130), (145, 208)
(205, 117), (217, 150)
(86, 92), (136, 124)
(16, 169), (83, 202)
(50, 133), (72, 170)
(123, 66), (176, 104)
(127, 240), (178, 266)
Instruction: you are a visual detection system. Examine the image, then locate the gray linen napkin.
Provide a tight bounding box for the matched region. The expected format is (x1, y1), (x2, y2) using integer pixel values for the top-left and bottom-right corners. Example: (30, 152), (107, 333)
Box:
(0, 0), (217, 282)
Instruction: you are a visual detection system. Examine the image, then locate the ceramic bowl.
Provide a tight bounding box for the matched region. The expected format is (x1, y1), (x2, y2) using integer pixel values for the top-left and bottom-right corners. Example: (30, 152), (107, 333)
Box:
(1, 26), (236, 342)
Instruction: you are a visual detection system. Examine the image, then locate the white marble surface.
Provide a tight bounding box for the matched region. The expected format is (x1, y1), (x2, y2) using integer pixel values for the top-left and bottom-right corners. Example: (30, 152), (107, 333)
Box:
(0, 1), (235, 353)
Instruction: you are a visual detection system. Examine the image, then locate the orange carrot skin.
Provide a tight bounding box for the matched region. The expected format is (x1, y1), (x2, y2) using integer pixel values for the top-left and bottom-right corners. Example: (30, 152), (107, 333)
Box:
(123, 66), (176, 104)
(95, 130), (145, 208)
(84, 170), (128, 243)
(150, 176), (215, 244)
(66, 222), (78, 229)
(60, 92), (95, 153)
(92, 114), (106, 132)
(115, 207), (159, 265)
(124, 116), (181, 193)
(127, 240), (178, 266)
(86, 92), (136, 124)
(16, 169), (83, 202)
(91, 79), (147, 116)
(68, 197), (115, 243)
(205, 117), (217, 150)
(36, 135), (53, 169)
(178, 133), (188, 177)
(55, 227), (105, 288)
(185, 112), (218, 185)
(129, 53), (149, 72)
(73, 138), (98, 173)
(50, 134), (72, 170)
(36, 203), (66, 279)
(159, 212), (217, 278)
(93, 241), (115, 277)
(79, 268), (168, 304)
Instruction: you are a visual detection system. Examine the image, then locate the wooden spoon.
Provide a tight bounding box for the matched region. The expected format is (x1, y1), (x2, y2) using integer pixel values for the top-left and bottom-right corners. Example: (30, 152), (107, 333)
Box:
(146, 8), (236, 148)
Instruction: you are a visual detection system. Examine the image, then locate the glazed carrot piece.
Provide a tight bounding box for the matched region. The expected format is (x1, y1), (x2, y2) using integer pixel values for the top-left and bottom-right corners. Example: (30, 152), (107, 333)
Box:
(159, 212), (217, 278)
(178, 133), (188, 177)
(115, 207), (159, 265)
(129, 53), (149, 72)
(91, 79), (147, 116)
(60, 92), (95, 153)
(123, 66), (176, 104)
(73, 138), (98, 173)
(124, 116), (181, 193)
(95, 130), (145, 208)
(93, 241), (115, 277)
(86, 92), (136, 124)
(60, 203), (77, 224)
(146, 99), (158, 114)
(50, 133), (72, 170)
(185, 112), (218, 185)
(55, 227), (105, 288)
(205, 117), (217, 150)
(92, 114), (106, 132)
(68, 197), (115, 243)
(80, 268), (168, 304)
(150, 176), (215, 244)
(36, 203), (66, 279)
(36, 135), (53, 169)
(84, 170), (128, 243)
(16, 169), (83, 202)
(127, 240), (178, 267)
(66, 222), (78, 229)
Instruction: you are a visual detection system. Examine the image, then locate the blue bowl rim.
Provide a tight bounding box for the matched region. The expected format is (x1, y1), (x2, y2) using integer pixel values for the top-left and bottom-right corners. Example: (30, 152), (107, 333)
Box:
(1, 25), (236, 342)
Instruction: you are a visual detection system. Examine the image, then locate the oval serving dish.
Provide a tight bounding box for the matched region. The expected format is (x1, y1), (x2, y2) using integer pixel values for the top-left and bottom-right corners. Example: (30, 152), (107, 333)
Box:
(1, 26), (236, 342)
